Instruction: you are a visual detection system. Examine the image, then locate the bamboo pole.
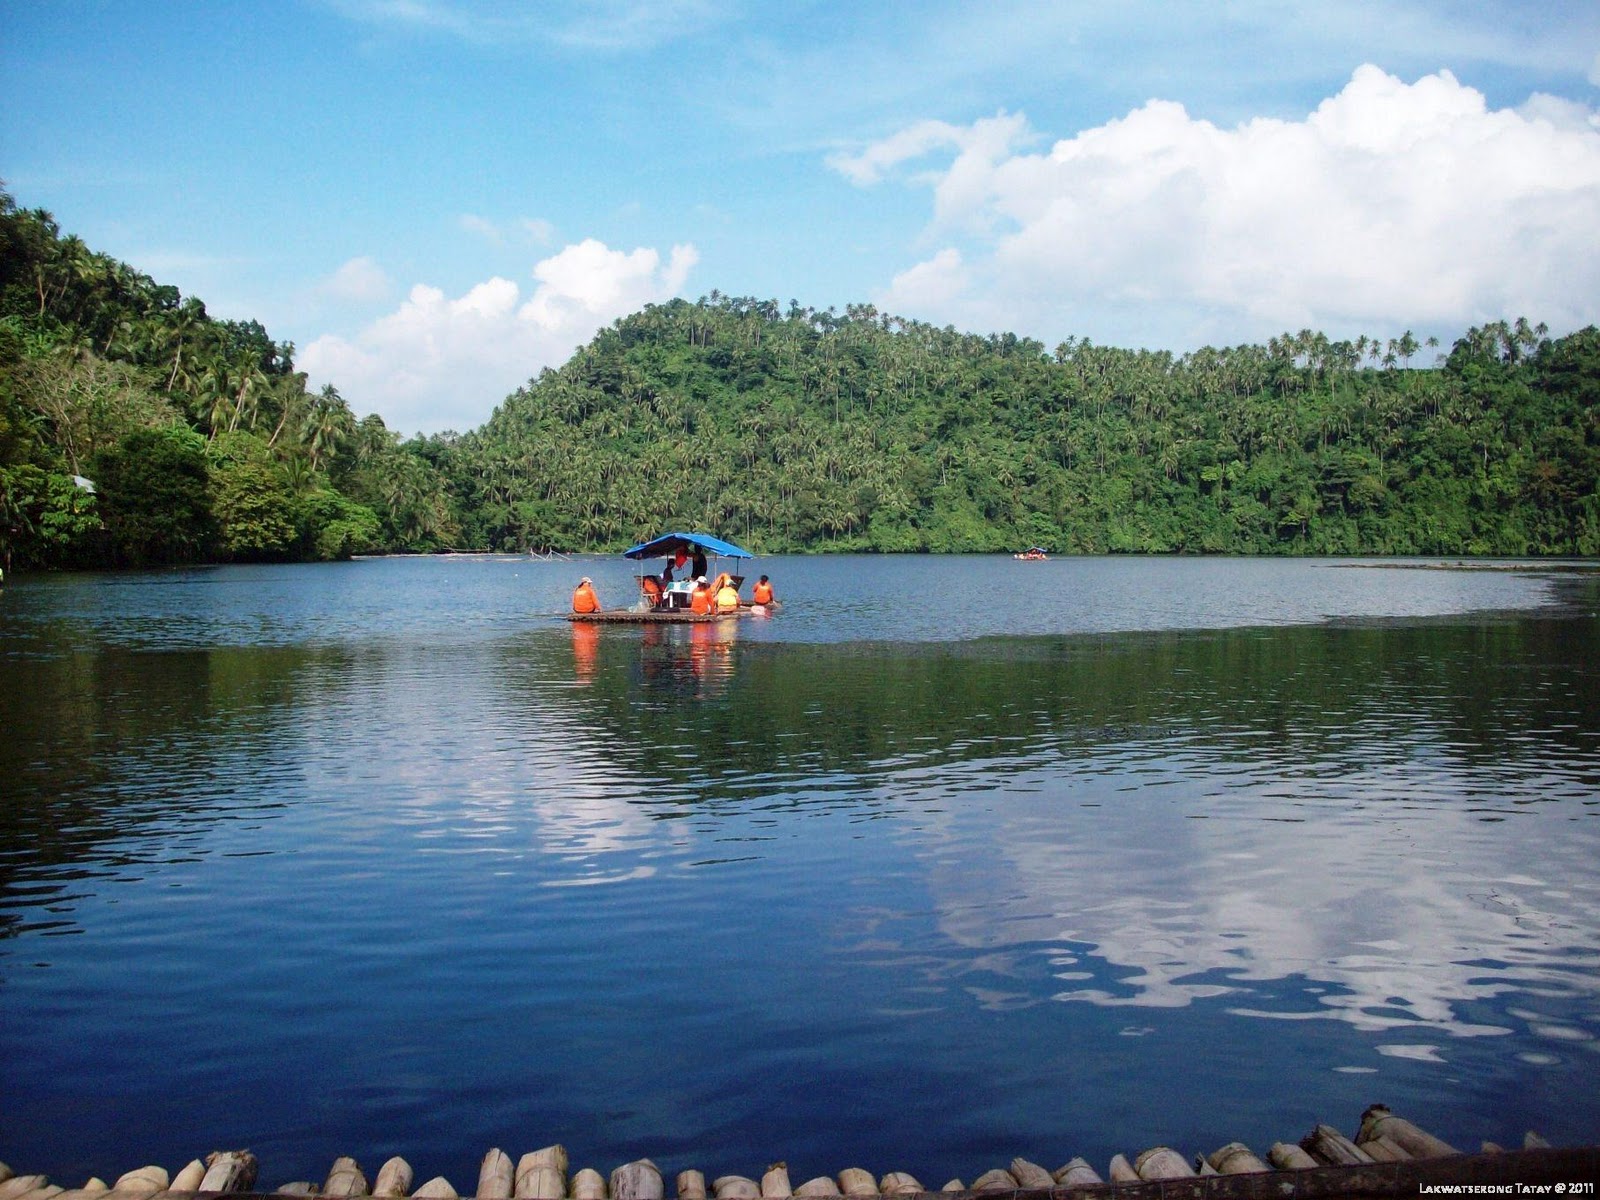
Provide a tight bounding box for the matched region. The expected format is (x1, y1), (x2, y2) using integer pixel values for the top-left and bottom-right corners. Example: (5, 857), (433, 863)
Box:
(570, 1170), (605, 1200)
(200, 1151), (258, 1194)
(10, 1186), (62, 1200)
(1300, 1125), (1374, 1166)
(759, 1165), (790, 1199)
(325, 1158), (369, 1197)
(1206, 1143), (1269, 1174)
(414, 1180), (459, 1199)
(1106, 1156), (1137, 1184)
(675, 1173), (706, 1200)
(968, 1172), (1013, 1192)
(275, 1185), (317, 1195)
(113, 1169), (169, 1196)
(1358, 1106), (1457, 1158)
(1008, 1159), (1053, 1188)
(938, 1183), (963, 1193)
(374, 1159), (414, 1198)
(709, 1179), (756, 1200)
(0, 1178), (50, 1200)
(610, 1161), (662, 1200)
(516, 1148), (567, 1200)
(876, 1175), (919, 1196)
(54, 1181), (109, 1200)
(1525, 1133), (1552, 1150)
(170, 1162), (206, 1193)
(1267, 1143), (1317, 1171)
(0, 1166), (11, 1186)
(479, 1152), (514, 1200)
(1360, 1137), (1411, 1163)
(792, 1181), (837, 1197)
(833, 1173), (874, 1198)
(1053, 1159), (1101, 1187)
(1133, 1148), (1194, 1180)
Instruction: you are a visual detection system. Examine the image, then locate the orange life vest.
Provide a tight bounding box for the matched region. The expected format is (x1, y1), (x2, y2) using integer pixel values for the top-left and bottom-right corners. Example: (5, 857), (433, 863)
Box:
(572, 582), (600, 613)
(752, 580), (774, 604)
(689, 586), (712, 614)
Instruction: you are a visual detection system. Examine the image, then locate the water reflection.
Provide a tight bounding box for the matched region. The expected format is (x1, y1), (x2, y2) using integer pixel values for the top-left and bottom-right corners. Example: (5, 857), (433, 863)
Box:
(3, 561), (1599, 1180)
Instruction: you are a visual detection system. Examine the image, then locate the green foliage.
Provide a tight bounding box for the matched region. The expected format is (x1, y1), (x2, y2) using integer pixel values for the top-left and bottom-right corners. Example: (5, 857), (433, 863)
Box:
(91, 425), (218, 566)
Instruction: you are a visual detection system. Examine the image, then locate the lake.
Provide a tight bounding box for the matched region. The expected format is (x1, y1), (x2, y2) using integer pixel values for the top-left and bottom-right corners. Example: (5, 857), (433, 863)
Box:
(2, 554), (1597, 1187)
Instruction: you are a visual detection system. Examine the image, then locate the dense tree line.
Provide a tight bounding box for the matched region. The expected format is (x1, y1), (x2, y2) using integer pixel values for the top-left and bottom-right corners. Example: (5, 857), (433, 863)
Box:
(442, 295), (1598, 556)
(0, 189), (456, 571)
(2, 189), (1596, 570)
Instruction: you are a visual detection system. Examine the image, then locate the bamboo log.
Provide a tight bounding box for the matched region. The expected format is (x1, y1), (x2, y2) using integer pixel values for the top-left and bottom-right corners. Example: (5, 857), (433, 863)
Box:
(1267, 1143), (1317, 1171)
(1206, 1143), (1269, 1175)
(709, 1179), (756, 1200)
(11, 1187), (62, 1200)
(1360, 1137), (1410, 1163)
(479, 1152), (515, 1200)
(168, 1162), (206, 1194)
(0, 1167), (11, 1186)
(1525, 1133), (1552, 1150)
(876, 1175), (919, 1196)
(414, 1180), (458, 1200)
(1482, 1143), (1505, 1155)
(1106, 1156), (1137, 1184)
(374, 1158), (414, 1198)
(274, 1185), (317, 1195)
(1358, 1105), (1457, 1158)
(325, 1158), (369, 1197)
(1053, 1159), (1101, 1187)
(675, 1173), (706, 1200)
(1133, 1148), (1193, 1180)
(792, 1181), (837, 1198)
(113, 1169), (169, 1196)
(570, 1170), (605, 1200)
(1008, 1159), (1053, 1189)
(515, 1161), (564, 1199)
(0, 1180), (49, 1200)
(968, 1172), (1013, 1192)
(1300, 1125), (1374, 1166)
(611, 1161), (662, 1200)
(939, 1183), (963, 1193)
(759, 1165), (790, 1199)
(833, 1173), (874, 1199)
(1196, 1160), (1219, 1176)
(201, 1151), (258, 1194)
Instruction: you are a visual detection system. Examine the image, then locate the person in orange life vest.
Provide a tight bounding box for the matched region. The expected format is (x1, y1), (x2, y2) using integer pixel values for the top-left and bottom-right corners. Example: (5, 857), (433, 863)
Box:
(714, 577), (740, 613)
(751, 574), (774, 605)
(571, 576), (601, 613)
(689, 577), (713, 614)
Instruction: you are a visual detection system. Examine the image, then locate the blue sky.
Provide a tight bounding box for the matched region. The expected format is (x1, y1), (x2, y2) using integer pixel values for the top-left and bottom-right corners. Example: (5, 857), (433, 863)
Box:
(4, 1), (1599, 434)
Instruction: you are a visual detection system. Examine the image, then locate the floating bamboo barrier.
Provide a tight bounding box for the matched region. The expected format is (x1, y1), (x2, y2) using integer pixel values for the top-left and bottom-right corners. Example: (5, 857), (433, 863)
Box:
(2, 1106), (1594, 1200)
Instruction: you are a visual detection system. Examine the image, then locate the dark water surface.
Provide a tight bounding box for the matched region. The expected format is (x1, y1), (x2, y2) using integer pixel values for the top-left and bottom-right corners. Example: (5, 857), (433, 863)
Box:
(3, 556), (1598, 1184)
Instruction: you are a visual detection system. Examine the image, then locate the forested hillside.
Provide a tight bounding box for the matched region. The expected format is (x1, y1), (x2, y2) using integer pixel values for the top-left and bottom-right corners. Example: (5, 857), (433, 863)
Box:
(440, 295), (1599, 556)
(0, 190), (456, 570)
(3, 188), (1597, 570)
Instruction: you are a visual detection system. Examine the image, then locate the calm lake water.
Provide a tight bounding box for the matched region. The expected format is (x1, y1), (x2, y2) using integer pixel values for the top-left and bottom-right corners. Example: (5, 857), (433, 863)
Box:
(3, 555), (1598, 1186)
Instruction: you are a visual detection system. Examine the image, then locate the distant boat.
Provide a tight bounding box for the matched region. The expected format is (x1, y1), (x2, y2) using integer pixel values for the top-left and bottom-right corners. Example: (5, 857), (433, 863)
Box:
(566, 531), (778, 623)
(1013, 546), (1049, 560)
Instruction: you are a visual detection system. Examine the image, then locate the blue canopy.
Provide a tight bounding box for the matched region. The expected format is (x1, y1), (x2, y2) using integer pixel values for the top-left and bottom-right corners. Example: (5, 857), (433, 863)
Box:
(623, 531), (754, 561)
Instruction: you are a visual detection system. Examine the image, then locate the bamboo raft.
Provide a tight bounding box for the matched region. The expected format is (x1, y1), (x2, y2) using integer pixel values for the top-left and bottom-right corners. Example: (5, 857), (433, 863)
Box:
(3, 1108), (1594, 1200)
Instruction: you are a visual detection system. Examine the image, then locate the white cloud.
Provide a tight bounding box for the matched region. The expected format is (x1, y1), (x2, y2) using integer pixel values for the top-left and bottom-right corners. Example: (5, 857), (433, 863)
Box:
(842, 65), (1600, 347)
(300, 238), (698, 434)
(320, 256), (393, 304)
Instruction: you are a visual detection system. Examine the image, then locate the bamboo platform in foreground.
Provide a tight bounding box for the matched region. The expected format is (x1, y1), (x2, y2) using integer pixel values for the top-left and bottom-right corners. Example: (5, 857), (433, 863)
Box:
(3, 1107), (1594, 1200)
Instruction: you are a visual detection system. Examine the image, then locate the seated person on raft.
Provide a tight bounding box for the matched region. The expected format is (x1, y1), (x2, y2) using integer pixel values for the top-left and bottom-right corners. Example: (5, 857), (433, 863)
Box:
(572, 576), (601, 614)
